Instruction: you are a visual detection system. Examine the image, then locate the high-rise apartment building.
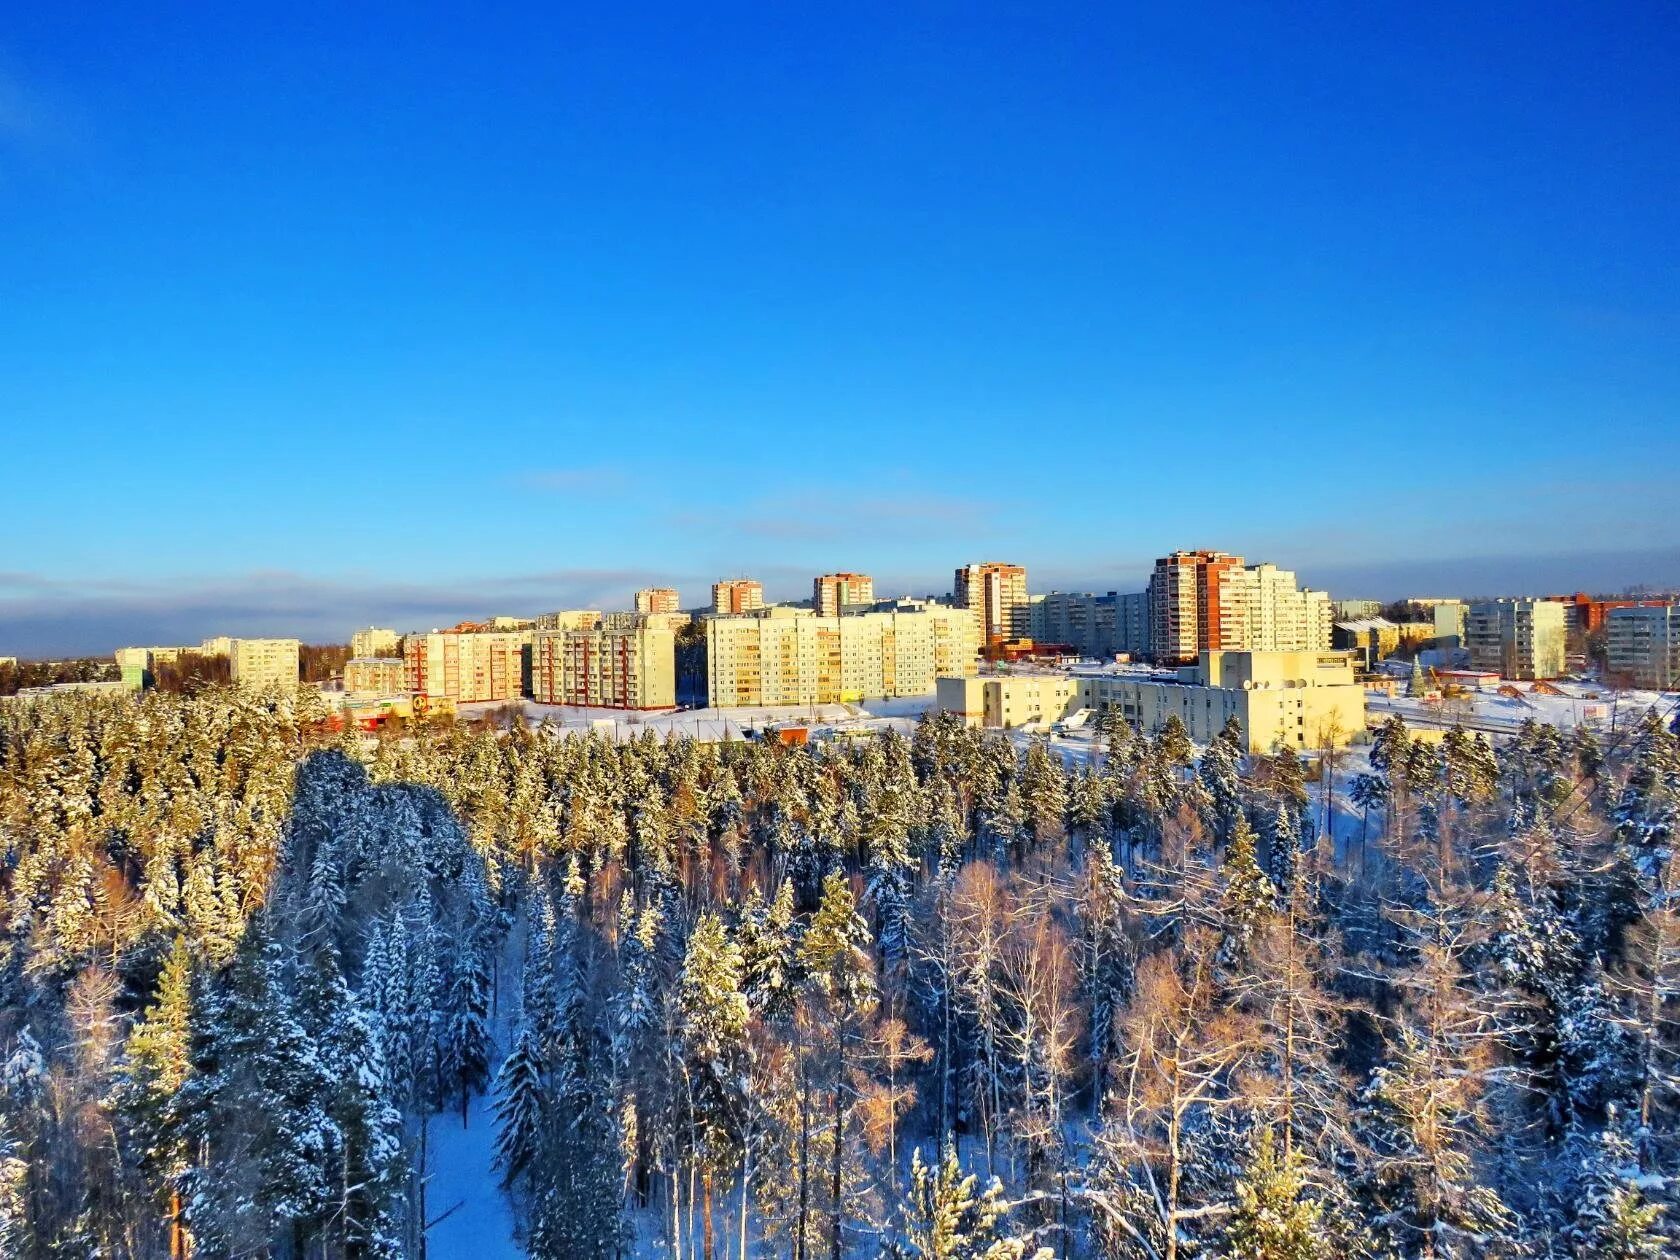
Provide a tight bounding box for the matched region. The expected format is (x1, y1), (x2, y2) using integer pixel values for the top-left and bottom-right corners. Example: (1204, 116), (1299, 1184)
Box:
(351, 627), (400, 659)
(1148, 550), (1248, 664)
(531, 617), (676, 709)
(1606, 604), (1680, 689)
(705, 602), (979, 708)
(813, 572), (875, 617)
(954, 562), (1029, 645)
(712, 579), (765, 615)
(1466, 599), (1567, 680)
(634, 587), (681, 614)
(228, 638), (301, 691)
(405, 628), (531, 703)
(1147, 551), (1330, 664)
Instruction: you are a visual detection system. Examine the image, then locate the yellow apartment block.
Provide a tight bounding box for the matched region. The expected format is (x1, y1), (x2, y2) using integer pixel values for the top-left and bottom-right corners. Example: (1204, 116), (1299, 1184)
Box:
(345, 657), (409, 697)
(935, 649), (1366, 753)
(531, 621), (676, 709)
(405, 630), (530, 703)
(706, 602), (980, 708)
(351, 627), (401, 658)
(229, 638), (301, 692)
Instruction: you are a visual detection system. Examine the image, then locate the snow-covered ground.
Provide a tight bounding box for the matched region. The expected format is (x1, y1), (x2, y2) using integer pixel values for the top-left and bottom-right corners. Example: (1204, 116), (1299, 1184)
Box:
(425, 1094), (520, 1260)
(459, 695), (939, 742)
(1368, 681), (1677, 737)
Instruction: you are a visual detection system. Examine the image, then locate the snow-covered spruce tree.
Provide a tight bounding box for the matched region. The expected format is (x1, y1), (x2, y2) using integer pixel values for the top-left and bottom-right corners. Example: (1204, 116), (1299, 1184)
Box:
(1563, 1110), (1670, 1259)
(1218, 1128), (1329, 1260)
(1218, 812), (1276, 965)
(797, 871), (880, 1260)
(440, 928), (493, 1125)
(675, 910), (752, 1260)
(888, 1142), (1051, 1260)
(108, 936), (196, 1257)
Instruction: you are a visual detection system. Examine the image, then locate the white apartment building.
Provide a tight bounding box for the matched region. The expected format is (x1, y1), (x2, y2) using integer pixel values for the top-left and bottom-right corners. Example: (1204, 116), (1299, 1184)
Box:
(706, 602), (979, 707)
(532, 619), (676, 709)
(344, 657), (408, 698)
(1607, 604), (1680, 690)
(229, 638), (301, 691)
(351, 627), (401, 658)
(937, 650), (1366, 753)
(1466, 599), (1567, 680)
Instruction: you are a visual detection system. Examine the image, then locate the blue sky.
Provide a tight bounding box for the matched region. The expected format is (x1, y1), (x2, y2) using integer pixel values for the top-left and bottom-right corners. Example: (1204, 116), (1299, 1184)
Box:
(3, 4), (1677, 653)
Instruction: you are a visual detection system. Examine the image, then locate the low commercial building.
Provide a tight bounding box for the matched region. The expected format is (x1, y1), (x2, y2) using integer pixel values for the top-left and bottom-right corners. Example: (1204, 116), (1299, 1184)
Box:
(405, 627), (531, 703)
(706, 601), (980, 707)
(1606, 604), (1680, 689)
(351, 627), (401, 658)
(935, 649), (1366, 753)
(1466, 599), (1567, 680)
(1333, 618), (1437, 669)
(229, 638), (301, 691)
(531, 617), (677, 709)
(344, 657), (409, 698)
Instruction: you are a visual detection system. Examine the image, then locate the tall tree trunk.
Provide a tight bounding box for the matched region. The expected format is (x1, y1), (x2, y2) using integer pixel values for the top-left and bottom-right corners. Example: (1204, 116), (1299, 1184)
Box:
(702, 1171), (715, 1260)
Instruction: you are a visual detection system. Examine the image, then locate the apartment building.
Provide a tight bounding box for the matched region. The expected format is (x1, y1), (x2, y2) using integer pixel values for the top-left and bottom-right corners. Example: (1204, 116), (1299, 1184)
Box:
(1148, 550), (1331, 664)
(344, 657), (408, 697)
(1031, 591), (1117, 658)
(954, 562), (1029, 645)
(531, 618), (676, 709)
(706, 602), (979, 708)
(405, 628), (531, 703)
(634, 587), (681, 614)
(712, 579), (765, 615)
(1606, 604), (1680, 689)
(351, 627), (400, 659)
(813, 572), (875, 617)
(229, 638), (301, 691)
(535, 609), (603, 632)
(1466, 599), (1567, 680)
(937, 650), (1366, 753)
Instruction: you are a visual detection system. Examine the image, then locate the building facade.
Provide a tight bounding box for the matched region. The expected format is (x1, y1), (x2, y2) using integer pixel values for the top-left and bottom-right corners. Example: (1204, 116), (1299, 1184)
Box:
(531, 619), (676, 709)
(405, 629), (531, 703)
(228, 638), (301, 691)
(344, 657), (408, 697)
(813, 572), (875, 617)
(1466, 599), (1567, 680)
(712, 579), (765, 615)
(1148, 551), (1331, 664)
(1606, 604), (1680, 689)
(954, 562), (1029, 645)
(351, 627), (400, 659)
(705, 602), (979, 708)
(936, 649), (1366, 753)
(634, 587), (681, 614)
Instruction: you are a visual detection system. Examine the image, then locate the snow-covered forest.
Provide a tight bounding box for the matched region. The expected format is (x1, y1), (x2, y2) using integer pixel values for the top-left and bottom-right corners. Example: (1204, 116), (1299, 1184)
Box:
(1, 685), (1677, 1258)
